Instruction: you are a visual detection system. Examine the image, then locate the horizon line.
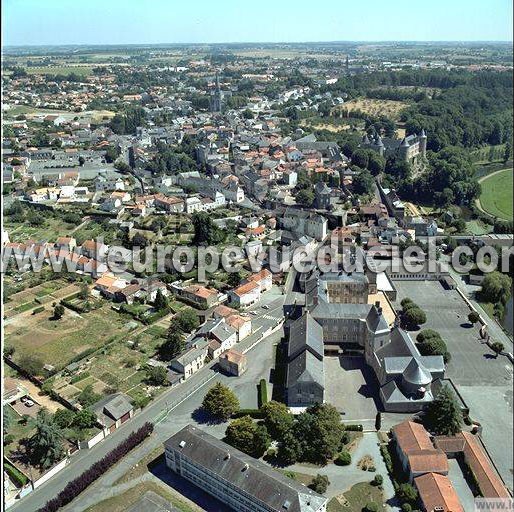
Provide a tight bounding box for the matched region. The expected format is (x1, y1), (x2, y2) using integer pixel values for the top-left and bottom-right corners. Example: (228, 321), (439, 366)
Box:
(3, 39), (514, 49)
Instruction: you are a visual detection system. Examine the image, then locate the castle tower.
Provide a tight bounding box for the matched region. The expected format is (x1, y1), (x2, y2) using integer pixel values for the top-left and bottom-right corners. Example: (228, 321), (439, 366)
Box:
(345, 55), (349, 71)
(399, 137), (410, 161)
(419, 129), (427, 155)
(375, 135), (385, 157)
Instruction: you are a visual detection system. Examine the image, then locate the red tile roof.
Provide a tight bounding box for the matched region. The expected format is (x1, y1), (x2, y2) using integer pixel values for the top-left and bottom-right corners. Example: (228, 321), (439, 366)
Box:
(414, 472), (464, 512)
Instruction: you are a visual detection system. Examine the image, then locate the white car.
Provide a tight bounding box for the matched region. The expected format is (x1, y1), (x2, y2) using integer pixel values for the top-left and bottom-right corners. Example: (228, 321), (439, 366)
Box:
(262, 304), (270, 310)
(24, 399), (35, 407)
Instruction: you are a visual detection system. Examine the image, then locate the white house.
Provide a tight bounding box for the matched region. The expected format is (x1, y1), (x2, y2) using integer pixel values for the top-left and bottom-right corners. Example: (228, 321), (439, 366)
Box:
(229, 281), (261, 308)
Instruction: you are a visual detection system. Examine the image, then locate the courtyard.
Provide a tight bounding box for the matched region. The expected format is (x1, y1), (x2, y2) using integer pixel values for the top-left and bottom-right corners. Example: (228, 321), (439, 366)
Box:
(324, 356), (379, 422)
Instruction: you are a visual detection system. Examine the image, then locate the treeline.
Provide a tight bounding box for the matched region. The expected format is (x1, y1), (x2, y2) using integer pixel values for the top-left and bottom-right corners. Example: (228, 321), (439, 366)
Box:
(109, 105), (146, 134)
(398, 147), (480, 206)
(145, 137), (198, 175)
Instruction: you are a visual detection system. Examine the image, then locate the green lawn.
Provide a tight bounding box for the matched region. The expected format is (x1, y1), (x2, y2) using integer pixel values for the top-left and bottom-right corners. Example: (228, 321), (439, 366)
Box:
(478, 169), (513, 221)
(25, 65), (94, 76)
(328, 482), (384, 512)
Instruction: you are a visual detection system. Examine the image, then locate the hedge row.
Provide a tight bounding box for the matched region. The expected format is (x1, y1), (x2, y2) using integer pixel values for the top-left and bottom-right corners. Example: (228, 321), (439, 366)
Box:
(36, 422), (154, 512)
(344, 424), (363, 431)
(258, 379), (268, 408)
(32, 306), (45, 315)
(5, 462), (29, 487)
(119, 304), (170, 325)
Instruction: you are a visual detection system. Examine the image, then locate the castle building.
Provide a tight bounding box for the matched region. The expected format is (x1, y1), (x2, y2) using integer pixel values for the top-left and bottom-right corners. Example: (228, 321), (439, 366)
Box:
(360, 130), (427, 163)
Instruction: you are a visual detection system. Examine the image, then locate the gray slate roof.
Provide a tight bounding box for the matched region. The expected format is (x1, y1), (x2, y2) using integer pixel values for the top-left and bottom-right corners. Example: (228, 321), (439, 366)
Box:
(165, 425), (327, 512)
(286, 349), (325, 389)
(287, 312), (324, 361)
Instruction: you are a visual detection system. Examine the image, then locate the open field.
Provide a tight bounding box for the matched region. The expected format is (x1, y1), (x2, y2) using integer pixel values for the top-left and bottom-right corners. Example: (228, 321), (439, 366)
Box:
(478, 168), (513, 221)
(24, 65), (94, 76)
(4, 217), (78, 242)
(334, 97), (409, 120)
(5, 302), (139, 370)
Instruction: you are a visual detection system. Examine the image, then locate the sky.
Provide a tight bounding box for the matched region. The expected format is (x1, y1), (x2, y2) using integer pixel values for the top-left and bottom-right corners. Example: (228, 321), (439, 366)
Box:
(3, 0), (513, 46)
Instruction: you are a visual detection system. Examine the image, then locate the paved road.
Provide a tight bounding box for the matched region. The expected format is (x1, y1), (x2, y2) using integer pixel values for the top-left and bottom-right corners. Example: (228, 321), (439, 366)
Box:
(11, 288), (289, 512)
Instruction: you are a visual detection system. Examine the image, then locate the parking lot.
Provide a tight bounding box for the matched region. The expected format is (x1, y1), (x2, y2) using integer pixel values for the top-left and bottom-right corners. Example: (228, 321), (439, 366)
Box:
(391, 280), (510, 386)
(324, 356), (379, 421)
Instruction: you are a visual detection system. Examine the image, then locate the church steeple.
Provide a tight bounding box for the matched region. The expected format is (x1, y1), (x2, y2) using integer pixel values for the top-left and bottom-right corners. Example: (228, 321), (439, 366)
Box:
(210, 68), (223, 112)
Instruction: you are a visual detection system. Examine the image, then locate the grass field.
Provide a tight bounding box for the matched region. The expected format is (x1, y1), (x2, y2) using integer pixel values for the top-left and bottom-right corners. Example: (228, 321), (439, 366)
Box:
(84, 481), (199, 512)
(25, 65), (94, 76)
(5, 302), (138, 370)
(478, 168), (513, 221)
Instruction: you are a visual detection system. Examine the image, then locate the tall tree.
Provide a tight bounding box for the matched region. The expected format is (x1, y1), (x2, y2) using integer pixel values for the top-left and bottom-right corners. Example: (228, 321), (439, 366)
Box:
(202, 382), (240, 421)
(27, 409), (65, 469)
(425, 388), (463, 435)
(154, 289), (169, 311)
(224, 415), (271, 457)
(261, 401), (294, 440)
(160, 330), (185, 360)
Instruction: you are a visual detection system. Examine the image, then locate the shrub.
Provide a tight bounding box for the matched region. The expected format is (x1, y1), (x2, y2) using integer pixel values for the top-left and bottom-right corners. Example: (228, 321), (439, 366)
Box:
(309, 474), (330, 494)
(397, 483), (418, 504)
(334, 450), (352, 466)
(36, 422), (153, 512)
(380, 444), (393, 474)
(344, 424), (363, 431)
(32, 306), (45, 315)
(372, 474), (383, 486)
(258, 379), (269, 408)
(401, 504), (412, 512)
(364, 503), (379, 512)
(4, 462), (29, 487)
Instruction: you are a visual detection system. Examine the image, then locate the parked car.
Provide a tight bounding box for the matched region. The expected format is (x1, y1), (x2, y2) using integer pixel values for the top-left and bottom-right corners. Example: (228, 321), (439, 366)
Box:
(262, 304), (270, 310)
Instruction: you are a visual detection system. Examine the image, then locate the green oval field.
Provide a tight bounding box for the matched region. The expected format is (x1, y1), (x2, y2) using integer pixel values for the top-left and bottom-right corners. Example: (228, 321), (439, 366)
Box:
(479, 169), (513, 221)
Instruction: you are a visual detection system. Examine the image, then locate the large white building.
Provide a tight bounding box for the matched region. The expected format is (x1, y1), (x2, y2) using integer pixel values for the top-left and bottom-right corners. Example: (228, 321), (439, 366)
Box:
(165, 425), (327, 512)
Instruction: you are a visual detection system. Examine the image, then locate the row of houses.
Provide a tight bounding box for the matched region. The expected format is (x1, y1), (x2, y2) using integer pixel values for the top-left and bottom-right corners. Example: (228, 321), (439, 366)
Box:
(168, 304), (251, 382)
(228, 268), (273, 308)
